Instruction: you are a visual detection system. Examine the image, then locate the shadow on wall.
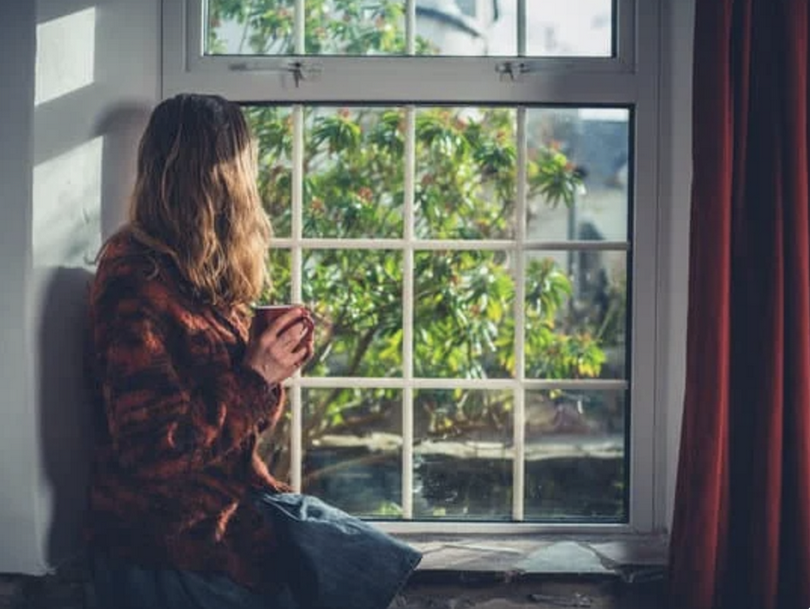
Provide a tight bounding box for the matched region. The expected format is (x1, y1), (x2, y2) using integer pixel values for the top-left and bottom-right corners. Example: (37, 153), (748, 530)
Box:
(36, 101), (152, 567)
(97, 103), (151, 237)
(37, 266), (95, 565)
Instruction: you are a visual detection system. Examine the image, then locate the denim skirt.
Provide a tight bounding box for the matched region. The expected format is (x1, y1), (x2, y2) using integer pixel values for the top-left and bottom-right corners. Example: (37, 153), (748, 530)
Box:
(92, 492), (422, 609)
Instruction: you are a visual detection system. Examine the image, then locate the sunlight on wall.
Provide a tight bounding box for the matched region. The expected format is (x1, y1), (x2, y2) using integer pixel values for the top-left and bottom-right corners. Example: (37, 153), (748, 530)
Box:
(33, 137), (103, 267)
(35, 7), (96, 106)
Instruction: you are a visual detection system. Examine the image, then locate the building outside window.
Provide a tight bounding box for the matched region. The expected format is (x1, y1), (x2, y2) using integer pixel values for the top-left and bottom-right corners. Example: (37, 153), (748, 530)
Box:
(164, 0), (662, 532)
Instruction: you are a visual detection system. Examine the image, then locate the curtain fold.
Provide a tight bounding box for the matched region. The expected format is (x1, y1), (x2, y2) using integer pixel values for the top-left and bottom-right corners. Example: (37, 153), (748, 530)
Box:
(668, 0), (810, 608)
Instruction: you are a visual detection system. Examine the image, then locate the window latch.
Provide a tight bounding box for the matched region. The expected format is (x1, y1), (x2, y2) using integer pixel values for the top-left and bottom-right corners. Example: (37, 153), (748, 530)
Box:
(495, 61), (529, 82)
(286, 61), (313, 88)
(229, 60), (323, 88)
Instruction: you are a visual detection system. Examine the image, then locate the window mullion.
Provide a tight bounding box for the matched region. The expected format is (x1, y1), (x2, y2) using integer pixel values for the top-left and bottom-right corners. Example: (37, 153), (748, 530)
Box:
(406, 0), (415, 55)
(401, 106), (416, 519)
(294, 0), (305, 54)
(290, 105), (304, 492)
(512, 107), (528, 521)
(517, 0), (526, 57)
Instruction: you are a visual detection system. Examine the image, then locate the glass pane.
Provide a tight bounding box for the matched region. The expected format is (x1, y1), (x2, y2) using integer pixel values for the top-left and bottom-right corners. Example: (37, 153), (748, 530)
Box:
(524, 251), (628, 380)
(245, 106), (294, 238)
(302, 249), (403, 376)
(414, 250), (515, 378)
(207, 0), (296, 55)
(414, 389), (513, 519)
(304, 107), (404, 238)
(415, 107), (516, 240)
(258, 406), (291, 482)
(206, 0), (407, 55)
(207, 0), (614, 57)
(526, 108), (629, 242)
(525, 0), (614, 57)
(417, 0), (517, 56)
(260, 248), (292, 303)
(302, 388), (403, 517)
(524, 389), (626, 520)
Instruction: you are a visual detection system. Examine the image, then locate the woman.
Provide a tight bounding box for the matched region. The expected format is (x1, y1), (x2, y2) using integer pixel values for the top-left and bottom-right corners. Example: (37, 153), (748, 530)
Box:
(86, 94), (420, 609)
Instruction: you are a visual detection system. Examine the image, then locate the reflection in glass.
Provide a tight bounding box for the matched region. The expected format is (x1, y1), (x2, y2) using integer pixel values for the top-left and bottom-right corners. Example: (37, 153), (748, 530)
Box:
(304, 107), (404, 238)
(524, 252), (627, 380)
(207, 0), (613, 58)
(525, 0), (613, 57)
(417, 0), (516, 56)
(524, 389), (626, 520)
(526, 107), (630, 243)
(302, 249), (403, 377)
(415, 107), (516, 240)
(414, 389), (513, 519)
(414, 250), (515, 379)
(302, 388), (403, 517)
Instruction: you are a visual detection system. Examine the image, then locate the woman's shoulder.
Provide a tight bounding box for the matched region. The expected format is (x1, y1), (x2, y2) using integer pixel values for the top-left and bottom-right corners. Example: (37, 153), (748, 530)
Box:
(92, 226), (177, 308)
(96, 227), (157, 273)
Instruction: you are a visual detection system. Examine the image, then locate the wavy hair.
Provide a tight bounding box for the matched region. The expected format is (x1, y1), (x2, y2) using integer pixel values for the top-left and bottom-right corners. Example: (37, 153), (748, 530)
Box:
(127, 93), (272, 306)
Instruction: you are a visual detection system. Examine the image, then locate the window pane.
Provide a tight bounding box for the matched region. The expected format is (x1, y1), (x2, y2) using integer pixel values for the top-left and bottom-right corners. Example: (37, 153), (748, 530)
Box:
(207, 0), (614, 57)
(208, 0), (296, 55)
(304, 107), (404, 238)
(415, 107), (516, 240)
(245, 106), (293, 238)
(261, 248), (292, 303)
(206, 0), (407, 55)
(414, 250), (515, 378)
(417, 0), (516, 56)
(302, 388), (403, 517)
(524, 251), (628, 380)
(414, 389), (513, 520)
(524, 389), (626, 520)
(525, 0), (614, 57)
(302, 249), (403, 377)
(526, 107), (629, 242)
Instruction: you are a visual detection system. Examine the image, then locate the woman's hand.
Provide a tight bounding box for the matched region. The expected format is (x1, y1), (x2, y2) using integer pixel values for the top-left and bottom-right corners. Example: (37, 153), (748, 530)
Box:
(243, 307), (315, 386)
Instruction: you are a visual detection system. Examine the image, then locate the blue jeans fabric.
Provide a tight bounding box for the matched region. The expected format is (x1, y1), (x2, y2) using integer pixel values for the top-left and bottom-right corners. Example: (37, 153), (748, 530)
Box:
(92, 552), (294, 609)
(251, 491), (422, 609)
(91, 492), (422, 609)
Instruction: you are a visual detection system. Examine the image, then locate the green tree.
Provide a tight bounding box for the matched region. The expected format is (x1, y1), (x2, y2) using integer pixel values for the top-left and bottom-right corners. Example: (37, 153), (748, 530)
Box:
(208, 0), (610, 481)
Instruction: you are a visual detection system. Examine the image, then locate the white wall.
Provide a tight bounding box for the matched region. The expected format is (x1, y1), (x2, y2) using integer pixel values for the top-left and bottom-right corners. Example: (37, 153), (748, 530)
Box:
(0, 0), (40, 575)
(657, 0), (695, 529)
(0, 0), (160, 574)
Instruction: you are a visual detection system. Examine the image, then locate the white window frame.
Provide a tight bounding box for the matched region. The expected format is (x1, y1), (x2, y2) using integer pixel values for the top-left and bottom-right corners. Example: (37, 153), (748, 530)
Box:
(162, 0), (663, 535)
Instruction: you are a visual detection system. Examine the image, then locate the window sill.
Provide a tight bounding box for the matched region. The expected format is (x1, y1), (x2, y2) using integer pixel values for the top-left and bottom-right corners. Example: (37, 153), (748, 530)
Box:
(396, 533), (668, 585)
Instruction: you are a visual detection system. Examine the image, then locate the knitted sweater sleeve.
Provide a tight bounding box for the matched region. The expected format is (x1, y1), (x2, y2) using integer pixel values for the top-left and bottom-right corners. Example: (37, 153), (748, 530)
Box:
(92, 263), (285, 481)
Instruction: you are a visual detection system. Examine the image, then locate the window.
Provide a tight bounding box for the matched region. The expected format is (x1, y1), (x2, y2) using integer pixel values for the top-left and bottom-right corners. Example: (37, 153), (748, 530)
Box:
(164, 0), (661, 532)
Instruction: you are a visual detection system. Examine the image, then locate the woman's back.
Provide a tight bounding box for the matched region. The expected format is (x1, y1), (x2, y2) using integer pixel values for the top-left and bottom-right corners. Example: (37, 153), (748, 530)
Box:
(86, 230), (286, 591)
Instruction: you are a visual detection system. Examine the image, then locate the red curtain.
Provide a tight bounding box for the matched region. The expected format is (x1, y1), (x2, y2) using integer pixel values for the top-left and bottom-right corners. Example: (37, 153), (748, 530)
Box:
(668, 0), (810, 608)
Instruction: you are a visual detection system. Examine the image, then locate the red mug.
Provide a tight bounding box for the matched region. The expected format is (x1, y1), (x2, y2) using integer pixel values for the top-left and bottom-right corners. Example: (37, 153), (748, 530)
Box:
(251, 305), (315, 350)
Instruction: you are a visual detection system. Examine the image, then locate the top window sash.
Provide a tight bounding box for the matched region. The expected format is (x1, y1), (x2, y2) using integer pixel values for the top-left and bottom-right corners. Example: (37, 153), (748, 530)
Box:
(164, 0), (638, 102)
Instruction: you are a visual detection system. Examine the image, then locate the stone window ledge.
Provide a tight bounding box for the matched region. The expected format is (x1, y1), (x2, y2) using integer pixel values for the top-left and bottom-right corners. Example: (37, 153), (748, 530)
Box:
(397, 533), (668, 585)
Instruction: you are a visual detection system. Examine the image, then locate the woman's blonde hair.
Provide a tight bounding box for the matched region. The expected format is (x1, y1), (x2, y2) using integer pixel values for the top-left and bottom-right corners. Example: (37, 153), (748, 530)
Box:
(128, 93), (271, 306)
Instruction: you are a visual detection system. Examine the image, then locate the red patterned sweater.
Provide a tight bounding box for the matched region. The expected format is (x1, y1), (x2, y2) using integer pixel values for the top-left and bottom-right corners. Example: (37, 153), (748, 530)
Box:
(85, 229), (288, 592)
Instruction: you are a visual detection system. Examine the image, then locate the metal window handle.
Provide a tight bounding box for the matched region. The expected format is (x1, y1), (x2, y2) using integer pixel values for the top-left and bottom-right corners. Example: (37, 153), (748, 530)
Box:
(495, 61), (529, 81)
(229, 60), (324, 87)
(287, 61), (308, 87)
